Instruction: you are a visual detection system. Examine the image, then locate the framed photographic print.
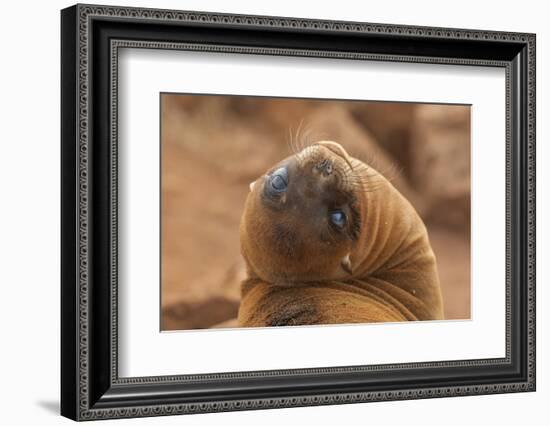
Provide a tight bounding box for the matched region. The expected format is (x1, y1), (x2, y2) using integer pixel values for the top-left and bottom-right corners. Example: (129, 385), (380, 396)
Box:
(60, 3), (536, 421)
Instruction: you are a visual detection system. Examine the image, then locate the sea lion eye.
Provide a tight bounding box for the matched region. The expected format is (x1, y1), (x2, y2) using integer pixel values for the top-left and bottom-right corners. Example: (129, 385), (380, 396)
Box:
(330, 210), (346, 228)
(269, 167), (288, 193)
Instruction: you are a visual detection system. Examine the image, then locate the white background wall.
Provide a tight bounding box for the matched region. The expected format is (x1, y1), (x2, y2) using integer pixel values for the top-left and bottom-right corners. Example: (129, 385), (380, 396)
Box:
(0, 0), (546, 424)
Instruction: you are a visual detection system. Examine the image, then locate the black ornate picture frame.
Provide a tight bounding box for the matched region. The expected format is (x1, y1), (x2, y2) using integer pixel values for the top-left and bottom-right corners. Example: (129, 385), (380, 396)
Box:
(61, 3), (536, 421)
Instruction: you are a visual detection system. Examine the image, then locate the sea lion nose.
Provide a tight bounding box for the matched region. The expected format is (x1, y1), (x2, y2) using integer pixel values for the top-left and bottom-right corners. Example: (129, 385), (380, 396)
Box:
(317, 159), (333, 176)
(315, 141), (354, 171)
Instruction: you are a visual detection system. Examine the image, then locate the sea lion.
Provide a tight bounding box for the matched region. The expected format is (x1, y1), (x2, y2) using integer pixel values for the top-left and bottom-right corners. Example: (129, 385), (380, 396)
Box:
(238, 141), (443, 327)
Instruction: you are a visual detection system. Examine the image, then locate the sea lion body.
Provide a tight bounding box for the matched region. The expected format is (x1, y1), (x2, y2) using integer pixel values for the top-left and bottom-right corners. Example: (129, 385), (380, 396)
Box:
(238, 142), (443, 327)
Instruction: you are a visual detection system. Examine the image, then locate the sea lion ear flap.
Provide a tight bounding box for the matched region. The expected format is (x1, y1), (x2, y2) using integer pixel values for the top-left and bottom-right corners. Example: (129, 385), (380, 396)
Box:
(340, 253), (352, 275)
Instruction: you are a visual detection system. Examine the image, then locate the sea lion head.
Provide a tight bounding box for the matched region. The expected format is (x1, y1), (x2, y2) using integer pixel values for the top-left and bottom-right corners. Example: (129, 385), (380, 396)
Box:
(240, 141), (362, 285)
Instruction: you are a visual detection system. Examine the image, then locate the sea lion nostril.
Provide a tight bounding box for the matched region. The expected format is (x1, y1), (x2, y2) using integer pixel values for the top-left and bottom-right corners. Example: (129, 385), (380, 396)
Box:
(317, 159), (333, 175)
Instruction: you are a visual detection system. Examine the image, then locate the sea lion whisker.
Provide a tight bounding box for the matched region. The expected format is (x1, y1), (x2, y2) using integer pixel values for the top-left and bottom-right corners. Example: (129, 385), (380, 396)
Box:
(354, 156), (402, 185)
(291, 126), (301, 153)
(286, 127), (297, 155)
(344, 175), (386, 190)
(382, 164), (404, 185)
(300, 127), (317, 151)
(349, 163), (376, 175)
(353, 183), (386, 193)
(298, 122), (318, 153)
(348, 177), (386, 188)
(299, 147), (310, 167)
(302, 133), (316, 155)
(347, 176), (385, 186)
(287, 123), (305, 157)
(306, 145), (315, 161)
(293, 125), (305, 156)
(299, 123), (310, 150)
(295, 119), (305, 152)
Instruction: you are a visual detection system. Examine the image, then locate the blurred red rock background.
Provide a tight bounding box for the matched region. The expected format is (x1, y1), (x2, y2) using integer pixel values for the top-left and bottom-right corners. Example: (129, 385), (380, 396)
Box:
(161, 94), (471, 330)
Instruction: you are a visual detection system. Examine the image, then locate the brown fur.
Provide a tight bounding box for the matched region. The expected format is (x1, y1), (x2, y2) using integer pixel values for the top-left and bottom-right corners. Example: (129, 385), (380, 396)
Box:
(238, 141), (443, 326)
